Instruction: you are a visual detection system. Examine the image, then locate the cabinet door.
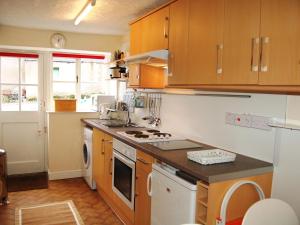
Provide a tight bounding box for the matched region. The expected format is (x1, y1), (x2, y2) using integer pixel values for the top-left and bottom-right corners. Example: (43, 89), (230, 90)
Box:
(130, 21), (143, 55)
(187, 0), (224, 85)
(142, 6), (169, 53)
(103, 134), (113, 196)
(259, 0), (300, 85)
(221, 0), (261, 84)
(135, 151), (154, 225)
(92, 129), (105, 188)
(168, 0), (189, 85)
(128, 64), (140, 87)
(140, 65), (165, 88)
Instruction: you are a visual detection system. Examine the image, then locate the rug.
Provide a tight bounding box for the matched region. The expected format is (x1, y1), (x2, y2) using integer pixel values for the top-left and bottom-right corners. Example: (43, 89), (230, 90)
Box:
(15, 200), (85, 225)
(8, 172), (48, 192)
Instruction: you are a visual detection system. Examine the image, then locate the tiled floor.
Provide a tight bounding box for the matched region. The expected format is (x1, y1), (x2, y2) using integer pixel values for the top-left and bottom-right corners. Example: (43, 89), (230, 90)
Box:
(0, 178), (123, 225)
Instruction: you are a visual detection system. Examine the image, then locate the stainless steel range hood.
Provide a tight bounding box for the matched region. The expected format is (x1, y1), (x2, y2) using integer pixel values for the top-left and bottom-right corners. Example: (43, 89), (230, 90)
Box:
(125, 49), (168, 68)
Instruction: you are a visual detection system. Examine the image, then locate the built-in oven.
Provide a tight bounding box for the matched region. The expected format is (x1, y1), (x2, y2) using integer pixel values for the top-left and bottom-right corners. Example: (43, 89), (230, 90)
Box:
(112, 139), (136, 210)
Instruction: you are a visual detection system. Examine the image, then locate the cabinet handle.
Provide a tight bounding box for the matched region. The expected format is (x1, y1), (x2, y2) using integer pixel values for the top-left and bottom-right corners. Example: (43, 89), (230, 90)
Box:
(251, 37), (260, 72)
(103, 140), (113, 143)
(216, 44), (223, 75)
(260, 37), (270, 72)
(147, 172), (152, 197)
(163, 17), (169, 38)
(137, 158), (151, 165)
(109, 158), (113, 175)
(168, 51), (173, 76)
(101, 139), (105, 155)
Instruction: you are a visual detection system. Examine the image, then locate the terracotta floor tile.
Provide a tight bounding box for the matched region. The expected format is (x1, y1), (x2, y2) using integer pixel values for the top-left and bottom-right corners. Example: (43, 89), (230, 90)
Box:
(0, 178), (123, 225)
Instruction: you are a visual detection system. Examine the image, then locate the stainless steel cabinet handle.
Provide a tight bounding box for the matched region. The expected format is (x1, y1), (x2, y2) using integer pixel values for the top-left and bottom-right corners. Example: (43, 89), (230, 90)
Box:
(137, 158), (151, 165)
(260, 37), (270, 72)
(101, 139), (105, 154)
(163, 16), (169, 38)
(251, 37), (260, 72)
(168, 51), (173, 76)
(217, 44), (223, 75)
(147, 172), (152, 196)
(109, 158), (112, 175)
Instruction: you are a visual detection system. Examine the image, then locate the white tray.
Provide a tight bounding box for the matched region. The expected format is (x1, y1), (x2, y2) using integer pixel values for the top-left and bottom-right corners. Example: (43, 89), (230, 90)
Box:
(187, 149), (236, 165)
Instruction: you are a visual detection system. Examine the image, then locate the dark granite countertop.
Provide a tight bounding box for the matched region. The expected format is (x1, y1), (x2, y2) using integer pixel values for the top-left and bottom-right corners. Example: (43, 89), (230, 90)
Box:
(82, 118), (273, 184)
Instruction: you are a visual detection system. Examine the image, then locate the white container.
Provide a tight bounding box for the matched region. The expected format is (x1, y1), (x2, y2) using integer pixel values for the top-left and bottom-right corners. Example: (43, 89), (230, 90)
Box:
(187, 149), (236, 165)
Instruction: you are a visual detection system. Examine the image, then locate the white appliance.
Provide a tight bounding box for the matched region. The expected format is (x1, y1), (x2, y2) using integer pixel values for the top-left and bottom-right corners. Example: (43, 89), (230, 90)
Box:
(117, 130), (184, 143)
(82, 127), (96, 190)
(149, 163), (197, 225)
(112, 139), (136, 210)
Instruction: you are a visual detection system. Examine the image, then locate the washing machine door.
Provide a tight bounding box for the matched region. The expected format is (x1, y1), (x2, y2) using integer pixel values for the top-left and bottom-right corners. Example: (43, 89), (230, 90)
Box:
(83, 142), (90, 169)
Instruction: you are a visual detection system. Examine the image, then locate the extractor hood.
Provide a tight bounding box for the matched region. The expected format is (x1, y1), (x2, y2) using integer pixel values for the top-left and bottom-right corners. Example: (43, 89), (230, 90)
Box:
(125, 49), (168, 68)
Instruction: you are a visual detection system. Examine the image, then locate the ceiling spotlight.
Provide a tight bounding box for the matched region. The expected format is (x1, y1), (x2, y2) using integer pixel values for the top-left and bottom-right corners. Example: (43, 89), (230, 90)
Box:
(74, 0), (96, 26)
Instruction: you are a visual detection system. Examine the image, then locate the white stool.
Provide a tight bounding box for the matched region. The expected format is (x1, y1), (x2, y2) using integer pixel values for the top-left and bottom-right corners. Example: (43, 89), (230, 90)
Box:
(242, 199), (299, 225)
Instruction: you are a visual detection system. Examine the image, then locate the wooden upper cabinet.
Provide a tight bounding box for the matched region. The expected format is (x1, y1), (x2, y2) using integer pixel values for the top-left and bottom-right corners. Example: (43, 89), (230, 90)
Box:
(168, 0), (189, 85)
(130, 6), (169, 55)
(259, 0), (300, 85)
(130, 22), (143, 56)
(128, 64), (165, 89)
(187, 0), (224, 85)
(128, 64), (140, 87)
(221, 0), (261, 85)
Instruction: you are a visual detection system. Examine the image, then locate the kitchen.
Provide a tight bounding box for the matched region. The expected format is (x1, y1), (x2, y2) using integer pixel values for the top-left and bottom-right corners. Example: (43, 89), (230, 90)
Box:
(0, 0), (300, 225)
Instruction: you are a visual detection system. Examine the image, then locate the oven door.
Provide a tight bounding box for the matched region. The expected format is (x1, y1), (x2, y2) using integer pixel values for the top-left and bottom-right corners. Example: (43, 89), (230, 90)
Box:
(112, 150), (135, 210)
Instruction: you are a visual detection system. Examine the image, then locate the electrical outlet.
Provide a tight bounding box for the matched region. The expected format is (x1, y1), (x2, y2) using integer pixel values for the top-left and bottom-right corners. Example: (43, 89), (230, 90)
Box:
(234, 114), (251, 127)
(225, 112), (235, 125)
(251, 115), (272, 131)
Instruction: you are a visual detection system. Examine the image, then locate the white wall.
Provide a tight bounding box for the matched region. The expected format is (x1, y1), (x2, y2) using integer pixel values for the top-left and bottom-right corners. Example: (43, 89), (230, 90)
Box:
(159, 93), (287, 162)
(47, 112), (98, 180)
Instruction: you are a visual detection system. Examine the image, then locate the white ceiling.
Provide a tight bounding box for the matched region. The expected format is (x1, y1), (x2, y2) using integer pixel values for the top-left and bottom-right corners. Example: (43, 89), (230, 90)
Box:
(0, 0), (169, 35)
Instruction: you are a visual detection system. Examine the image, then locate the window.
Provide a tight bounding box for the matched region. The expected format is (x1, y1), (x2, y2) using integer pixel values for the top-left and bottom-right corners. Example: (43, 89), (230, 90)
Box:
(0, 53), (39, 111)
(52, 53), (115, 111)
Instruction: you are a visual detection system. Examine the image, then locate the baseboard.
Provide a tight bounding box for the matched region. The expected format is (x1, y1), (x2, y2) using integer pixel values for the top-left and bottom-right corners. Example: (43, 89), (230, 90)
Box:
(48, 169), (83, 180)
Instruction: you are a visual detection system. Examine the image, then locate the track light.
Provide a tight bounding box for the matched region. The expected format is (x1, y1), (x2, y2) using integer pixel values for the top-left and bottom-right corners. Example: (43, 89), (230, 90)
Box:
(74, 0), (96, 26)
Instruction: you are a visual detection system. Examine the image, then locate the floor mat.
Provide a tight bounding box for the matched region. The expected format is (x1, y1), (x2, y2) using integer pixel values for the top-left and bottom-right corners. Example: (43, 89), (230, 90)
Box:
(15, 200), (84, 225)
(8, 172), (48, 192)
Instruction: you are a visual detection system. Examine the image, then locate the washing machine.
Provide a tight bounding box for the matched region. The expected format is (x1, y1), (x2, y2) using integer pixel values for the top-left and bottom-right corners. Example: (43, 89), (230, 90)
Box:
(82, 127), (96, 190)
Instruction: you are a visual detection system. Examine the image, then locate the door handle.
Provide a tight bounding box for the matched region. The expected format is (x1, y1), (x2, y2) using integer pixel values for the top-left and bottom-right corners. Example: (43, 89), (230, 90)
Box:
(251, 37), (260, 72)
(260, 37), (270, 72)
(147, 172), (152, 196)
(216, 44), (223, 75)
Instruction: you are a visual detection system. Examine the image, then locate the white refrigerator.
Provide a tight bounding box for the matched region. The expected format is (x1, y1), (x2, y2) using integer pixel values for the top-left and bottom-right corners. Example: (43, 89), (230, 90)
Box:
(150, 163), (198, 225)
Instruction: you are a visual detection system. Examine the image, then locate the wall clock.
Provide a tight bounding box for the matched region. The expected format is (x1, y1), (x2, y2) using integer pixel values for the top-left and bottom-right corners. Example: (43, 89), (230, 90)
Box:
(51, 33), (66, 49)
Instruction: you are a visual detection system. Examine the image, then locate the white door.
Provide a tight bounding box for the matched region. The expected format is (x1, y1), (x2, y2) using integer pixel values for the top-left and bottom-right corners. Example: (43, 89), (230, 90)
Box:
(0, 53), (45, 175)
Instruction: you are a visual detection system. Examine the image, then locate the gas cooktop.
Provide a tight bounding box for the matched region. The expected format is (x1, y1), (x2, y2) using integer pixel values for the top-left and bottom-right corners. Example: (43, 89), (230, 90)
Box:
(117, 129), (184, 143)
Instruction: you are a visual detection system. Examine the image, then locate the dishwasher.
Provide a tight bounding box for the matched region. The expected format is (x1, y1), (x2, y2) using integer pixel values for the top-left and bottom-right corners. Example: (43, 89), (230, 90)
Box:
(148, 162), (198, 225)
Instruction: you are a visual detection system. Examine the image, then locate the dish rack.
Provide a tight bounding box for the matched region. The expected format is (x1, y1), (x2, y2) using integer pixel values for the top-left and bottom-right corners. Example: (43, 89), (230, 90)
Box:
(187, 149), (236, 165)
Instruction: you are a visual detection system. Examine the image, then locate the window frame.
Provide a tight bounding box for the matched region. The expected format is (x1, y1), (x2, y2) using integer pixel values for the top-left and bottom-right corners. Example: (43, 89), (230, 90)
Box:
(51, 56), (110, 111)
(0, 56), (40, 112)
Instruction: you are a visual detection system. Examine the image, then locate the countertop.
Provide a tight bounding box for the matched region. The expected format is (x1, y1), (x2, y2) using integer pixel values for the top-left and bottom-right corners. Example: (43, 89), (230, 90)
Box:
(82, 118), (273, 184)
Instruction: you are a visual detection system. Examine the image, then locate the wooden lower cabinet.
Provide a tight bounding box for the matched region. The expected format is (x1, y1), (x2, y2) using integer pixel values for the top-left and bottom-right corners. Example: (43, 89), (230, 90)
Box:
(135, 150), (154, 225)
(196, 172), (273, 225)
(92, 128), (105, 188)
(103, 134), (113, 196)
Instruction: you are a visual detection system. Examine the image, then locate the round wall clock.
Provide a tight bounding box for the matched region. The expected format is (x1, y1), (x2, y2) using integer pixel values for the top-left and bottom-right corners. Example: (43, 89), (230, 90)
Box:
(51, 33), (66, 49)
